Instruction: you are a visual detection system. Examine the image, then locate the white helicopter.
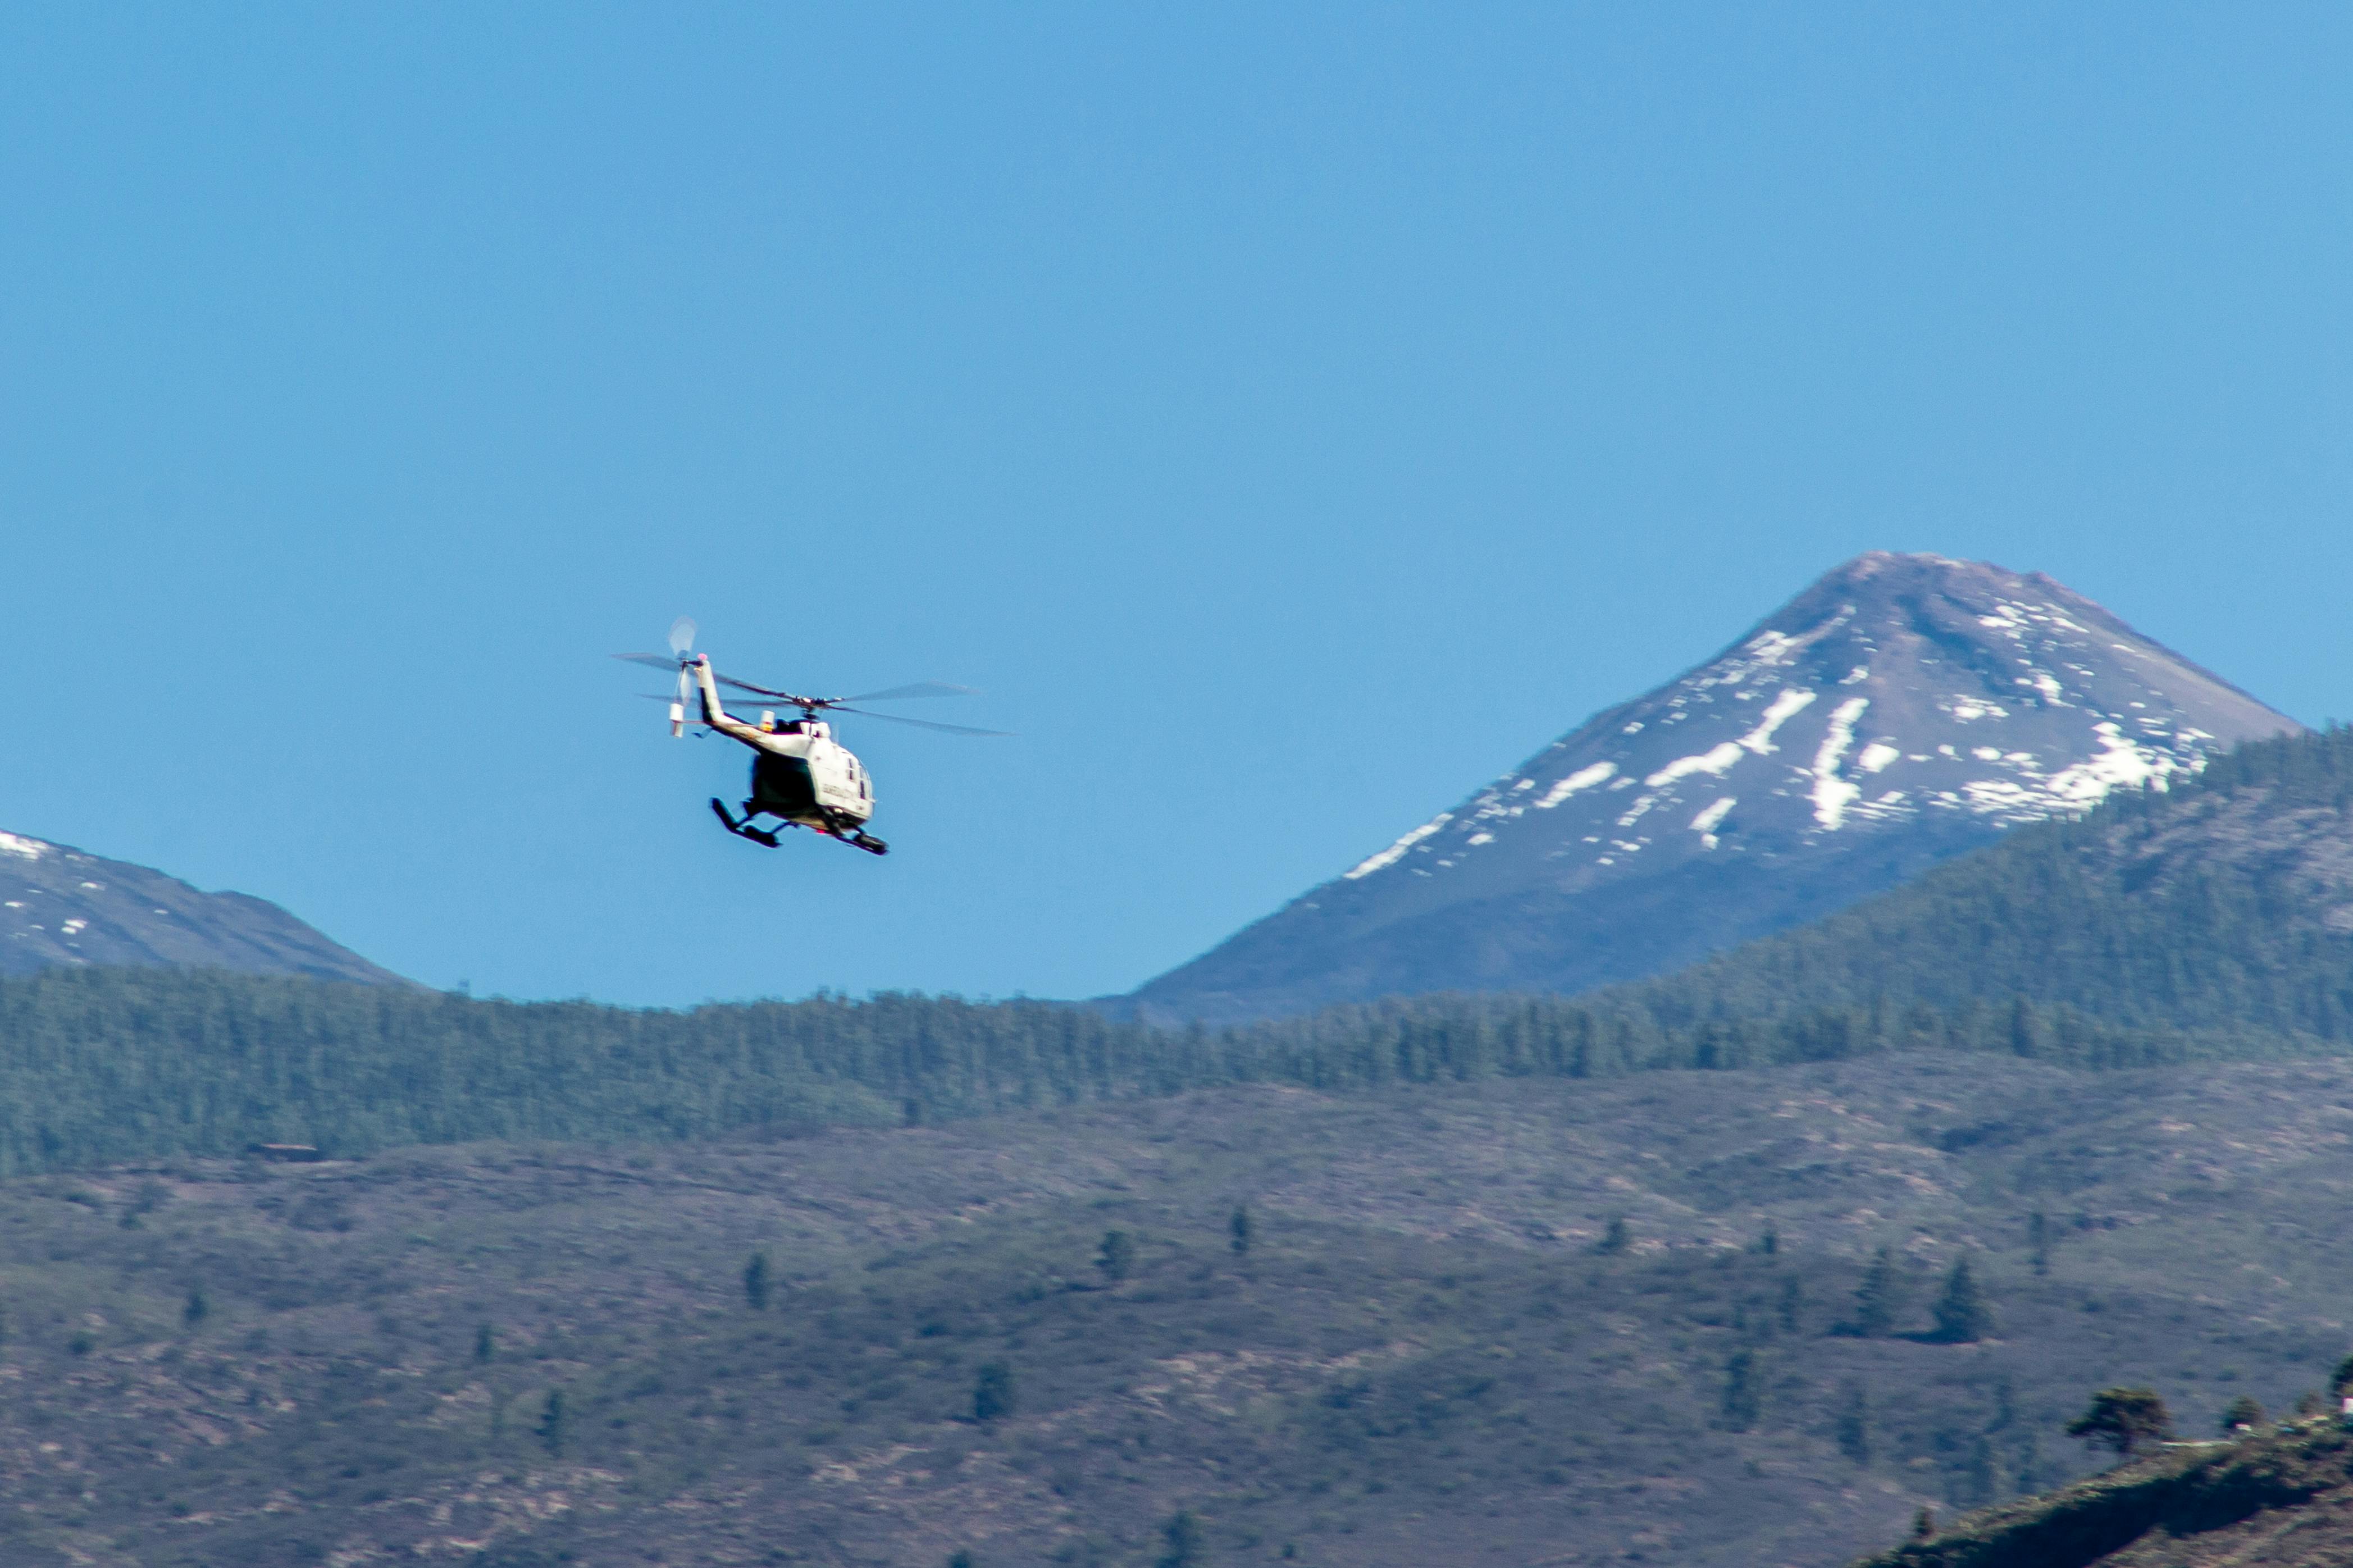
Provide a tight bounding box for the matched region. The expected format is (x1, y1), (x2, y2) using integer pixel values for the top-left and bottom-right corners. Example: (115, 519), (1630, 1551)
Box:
(617, 618), (1005, 856)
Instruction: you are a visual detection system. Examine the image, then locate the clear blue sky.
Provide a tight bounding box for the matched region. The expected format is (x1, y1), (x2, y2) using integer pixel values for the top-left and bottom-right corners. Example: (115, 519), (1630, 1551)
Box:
(2, 5), (2346, 1006)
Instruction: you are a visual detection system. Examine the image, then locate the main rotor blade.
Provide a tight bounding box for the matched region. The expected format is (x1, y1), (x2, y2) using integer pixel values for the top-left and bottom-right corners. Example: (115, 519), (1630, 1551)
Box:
(840, 681), (980, 703)
(715, 674), (801, 701)
(828, 706), (1013, 737)
(614, 652), (683, 671)
(668, 616), (698, 657)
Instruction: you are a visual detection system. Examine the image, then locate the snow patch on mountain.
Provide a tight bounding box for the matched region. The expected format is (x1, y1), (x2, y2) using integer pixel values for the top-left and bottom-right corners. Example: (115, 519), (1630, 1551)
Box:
(1809, 697), (1872, 829)
(1645, 744), (1743, 790)
(1534, 762), (1615, 810)
(1345, 812), (1454, 880)
(1741, 688), (1817, 753)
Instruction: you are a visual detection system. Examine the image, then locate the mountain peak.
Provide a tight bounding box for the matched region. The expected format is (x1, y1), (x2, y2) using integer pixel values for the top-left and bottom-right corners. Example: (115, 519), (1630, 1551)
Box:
(1129, 555), (2300, 1022)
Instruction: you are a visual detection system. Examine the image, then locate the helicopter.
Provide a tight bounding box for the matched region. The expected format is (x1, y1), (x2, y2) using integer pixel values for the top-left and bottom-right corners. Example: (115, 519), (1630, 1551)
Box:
(616, 618), (1006, 856)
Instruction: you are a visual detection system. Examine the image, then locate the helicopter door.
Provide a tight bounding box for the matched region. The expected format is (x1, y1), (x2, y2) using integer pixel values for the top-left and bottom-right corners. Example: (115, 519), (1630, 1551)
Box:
(750, 753), (818, 816)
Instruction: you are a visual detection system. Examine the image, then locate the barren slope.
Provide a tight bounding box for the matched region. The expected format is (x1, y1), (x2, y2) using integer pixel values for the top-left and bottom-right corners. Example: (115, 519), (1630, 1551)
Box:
(8, 1053), (2353, 1566)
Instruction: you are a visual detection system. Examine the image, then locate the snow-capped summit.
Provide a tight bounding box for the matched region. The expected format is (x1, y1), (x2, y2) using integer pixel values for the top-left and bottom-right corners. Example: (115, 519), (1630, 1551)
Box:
(1, 831), (407, 985)
(1129, 552), (2301, 1022)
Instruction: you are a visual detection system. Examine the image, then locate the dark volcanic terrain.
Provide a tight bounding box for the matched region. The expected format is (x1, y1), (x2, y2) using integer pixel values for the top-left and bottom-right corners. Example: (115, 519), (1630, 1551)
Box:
(9, 1052), (2353, 1567)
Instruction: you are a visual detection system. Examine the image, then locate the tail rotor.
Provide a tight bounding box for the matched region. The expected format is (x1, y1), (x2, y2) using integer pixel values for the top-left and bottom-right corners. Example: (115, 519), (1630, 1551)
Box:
(667, 616), (697, 737)
(613, 617), (702, 737)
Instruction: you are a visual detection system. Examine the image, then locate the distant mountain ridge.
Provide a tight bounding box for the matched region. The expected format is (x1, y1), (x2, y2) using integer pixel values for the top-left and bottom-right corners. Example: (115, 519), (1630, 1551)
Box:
(0, 831), (405, 985)
(1130, 552), (2303, 1022)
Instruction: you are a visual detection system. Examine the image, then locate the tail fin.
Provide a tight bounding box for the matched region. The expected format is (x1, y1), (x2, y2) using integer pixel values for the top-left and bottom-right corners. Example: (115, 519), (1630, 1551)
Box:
(691, 656), (731, 728)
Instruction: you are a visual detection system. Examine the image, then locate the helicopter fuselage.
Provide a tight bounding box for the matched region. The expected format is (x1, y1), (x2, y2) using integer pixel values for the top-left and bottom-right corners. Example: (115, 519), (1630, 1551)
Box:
(741, 723), (874, 828)
(691, 659), (875, 832)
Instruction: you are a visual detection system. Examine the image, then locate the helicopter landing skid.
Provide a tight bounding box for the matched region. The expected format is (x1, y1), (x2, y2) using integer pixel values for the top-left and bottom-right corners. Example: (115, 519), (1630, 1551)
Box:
(709, 799), (887, 856)
(817, 815), (890, 857)
(709, 798), (781, 848)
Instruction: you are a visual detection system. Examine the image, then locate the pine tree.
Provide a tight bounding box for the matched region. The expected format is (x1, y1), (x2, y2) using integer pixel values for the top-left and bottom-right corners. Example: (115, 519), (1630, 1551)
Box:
(2220, 1395), (2267, 1433)
(475, 1322), (496, 1363)
(2008, 996), (2045, 1058)
(1229, 1205), (1251, 1256)
(1835, 1382), (1871, 1465)
(1929, 1256), (1994, 1343)
(1097, 1229), (1134, 1283)
(1777, 1275), (1803, 1334)
(182, 1287), (207, 1331)
(1156, 1510), (1203, 1567)
(1850, 1247), (1907, 1338)
(2066, 1387), (2172, 1459)
(2028, 1210), (2051, 1277)
(536, 1389), (567, 1456)
(744, 1250), (770, 1311)
(973, 1361), (1014, 1423)
(1597, 1217), (1630, 1256)
(1721, 1350), (1761, 1431)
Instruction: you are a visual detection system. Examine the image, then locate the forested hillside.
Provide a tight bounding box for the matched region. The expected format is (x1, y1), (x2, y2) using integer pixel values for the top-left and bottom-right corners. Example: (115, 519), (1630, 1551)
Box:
(0, 726), (2345, 1178)
(0, 966), (2280, 1180)
(1630, 723), (2353, 1039)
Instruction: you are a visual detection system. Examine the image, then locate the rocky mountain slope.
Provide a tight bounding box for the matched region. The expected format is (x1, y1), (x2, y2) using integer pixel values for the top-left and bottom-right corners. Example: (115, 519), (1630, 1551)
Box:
(0, 830), (405, 985)
(1132, 552), (2302, 1022)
